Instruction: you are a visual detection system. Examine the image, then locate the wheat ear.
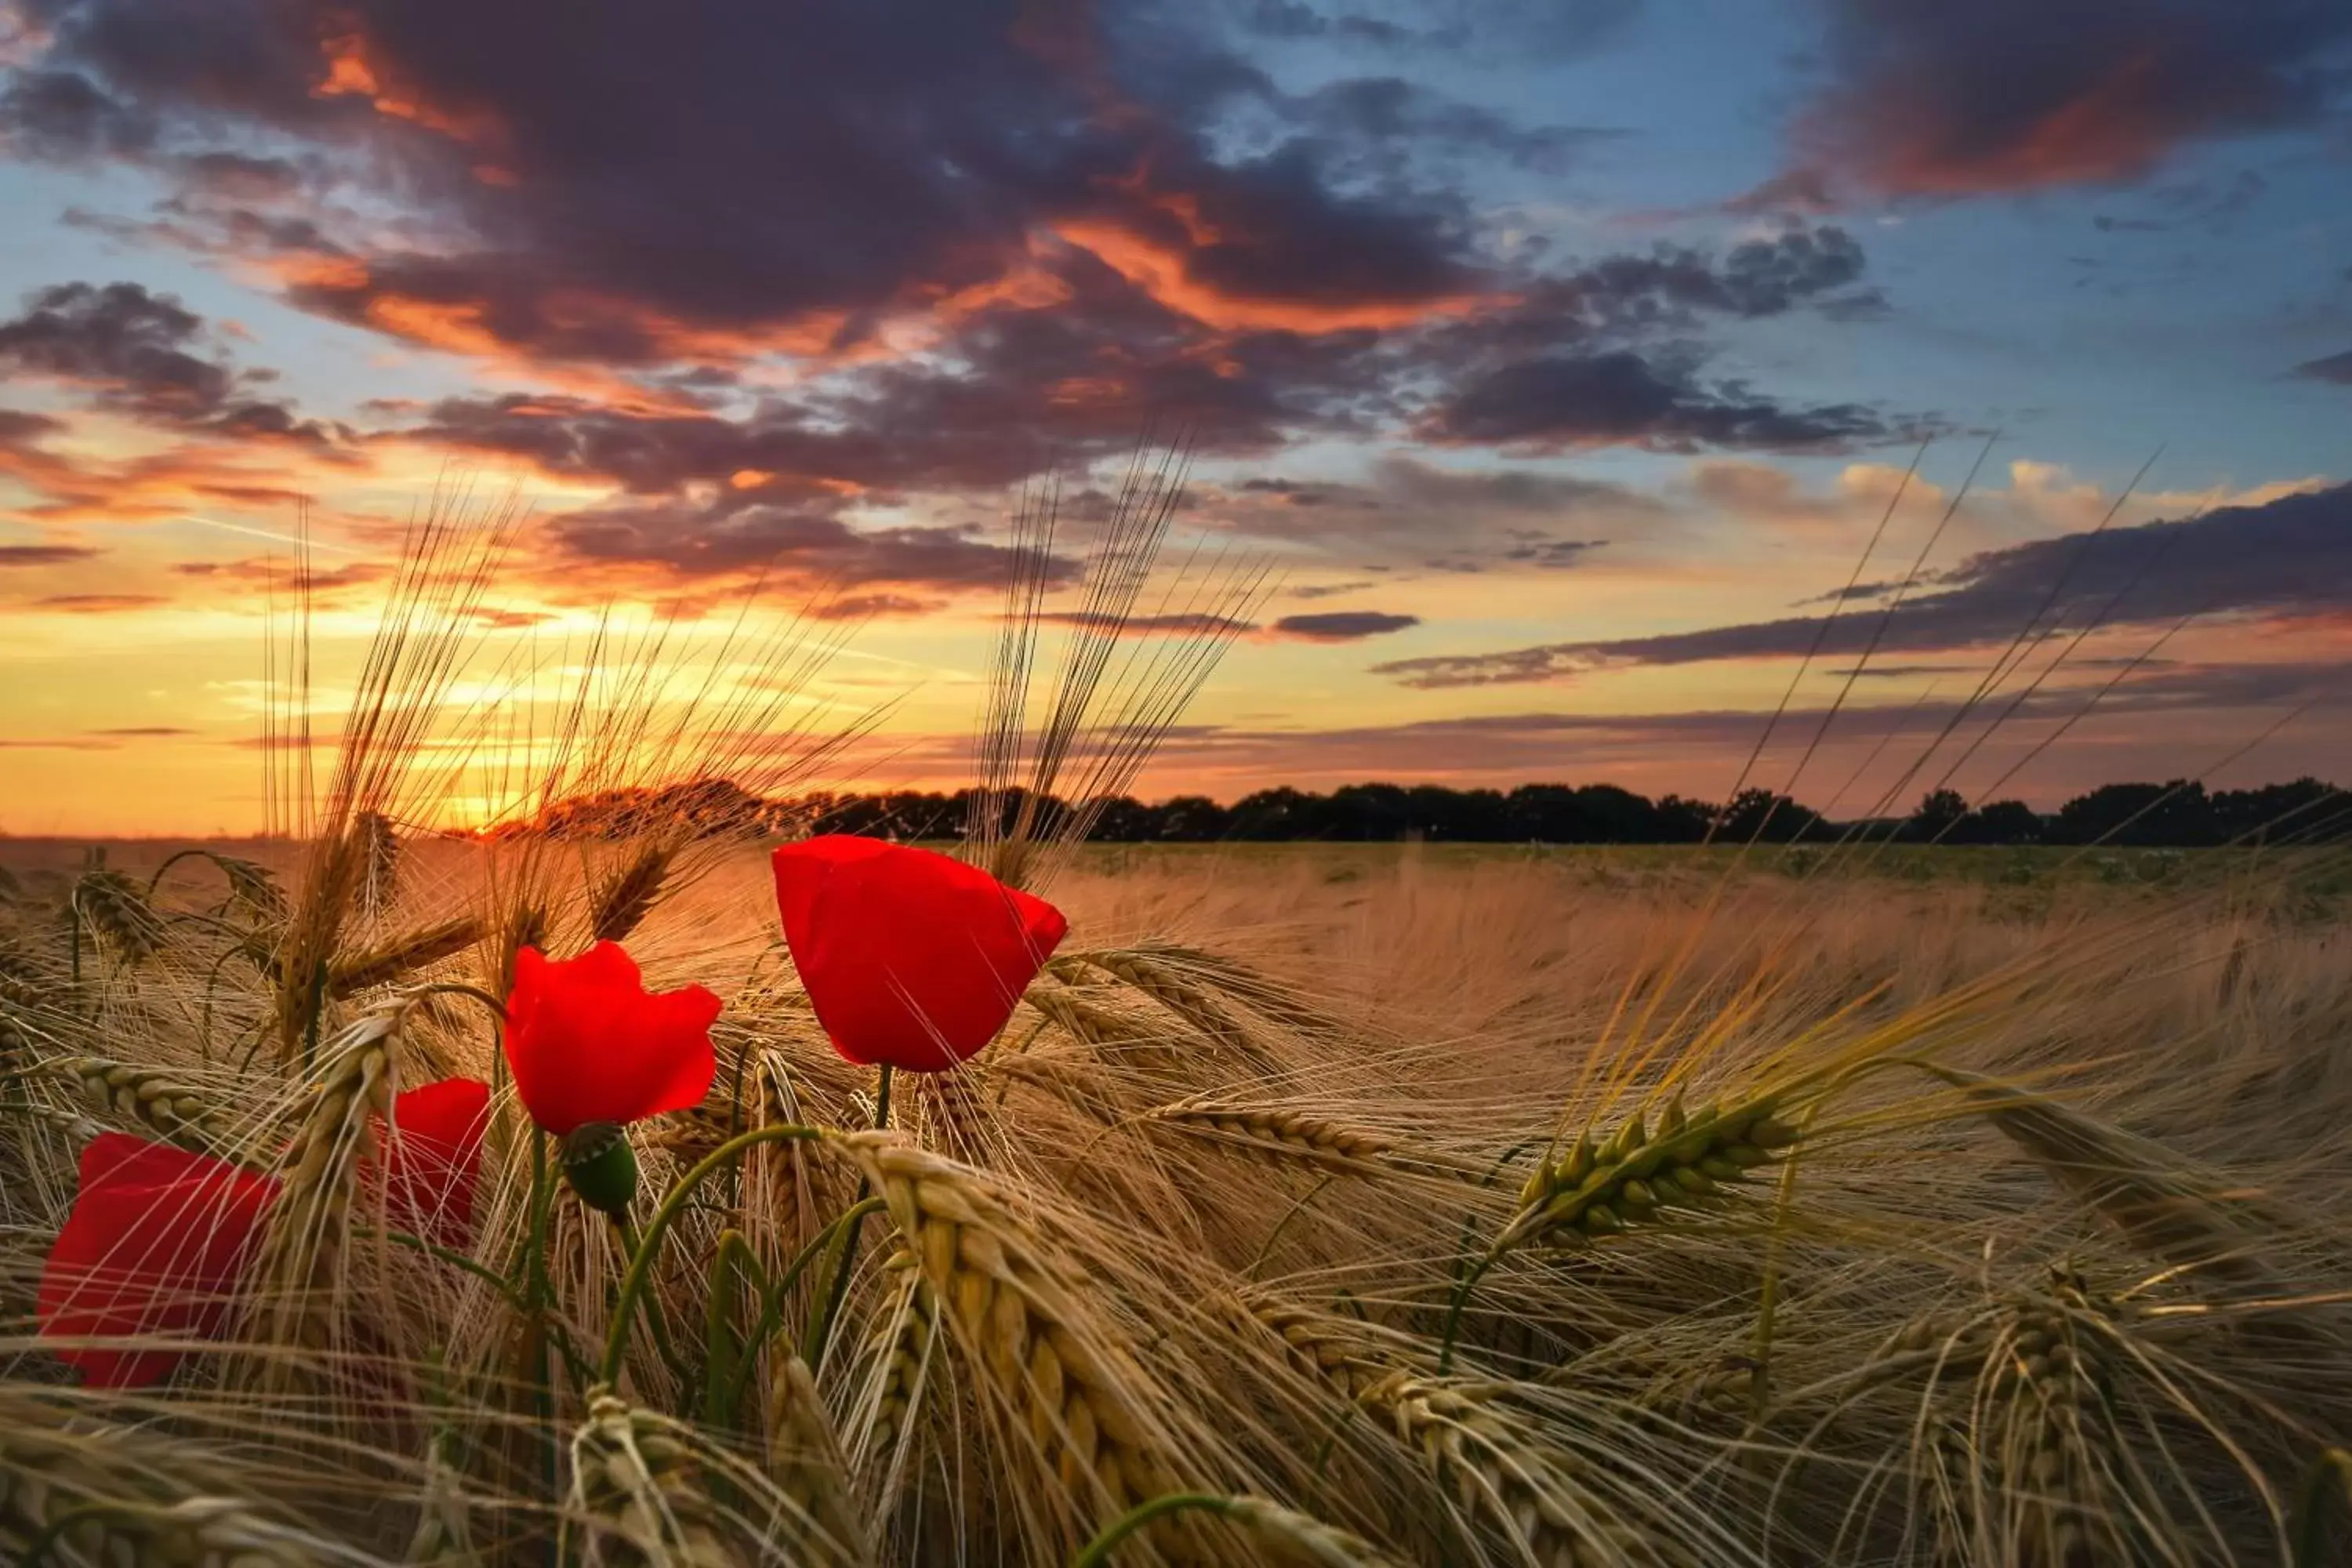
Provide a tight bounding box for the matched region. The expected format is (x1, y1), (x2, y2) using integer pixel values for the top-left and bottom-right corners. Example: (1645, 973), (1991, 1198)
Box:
(0, 1399), (321, 1565)
(243, 1007), (397, 1381)
(840, 1131), (1178, 1519)
(589, 843), (675, 946)
(1503, 1094), (1798, 1250)
(1930, 1064), (2287, 1288)
(1146, 1095), (1392, 1174)
(53, 1055), (245, 1157)
(569, 1391), (747, 1568)
(72, 868), (166, 963)
(764, 1353), (878, 1566)
(324, 916), (485, 999)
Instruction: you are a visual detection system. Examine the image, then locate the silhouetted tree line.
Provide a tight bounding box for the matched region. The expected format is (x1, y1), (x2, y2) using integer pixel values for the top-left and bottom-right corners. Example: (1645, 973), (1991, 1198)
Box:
(506, 777), (2352, 848)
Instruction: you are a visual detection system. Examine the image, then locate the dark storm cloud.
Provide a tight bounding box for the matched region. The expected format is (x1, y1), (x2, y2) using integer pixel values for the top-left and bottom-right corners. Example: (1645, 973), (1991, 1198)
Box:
(7, 0), (1489, 359)
(1767, 0), (2352, 200)
(1269, 610), (1420, 640)
(0, 281), (335, 442)
(5, 0), (1894, 477)
(1425, 350), (1890, 452)
(2295, 350), (2352, 385)
(1375, 481), (2352, 687)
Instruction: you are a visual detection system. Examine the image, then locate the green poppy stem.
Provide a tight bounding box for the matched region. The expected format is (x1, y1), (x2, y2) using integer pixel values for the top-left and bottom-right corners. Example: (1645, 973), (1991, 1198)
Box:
(600, 1123), (822, 1388)
(1069, 1492), (1236, 1568)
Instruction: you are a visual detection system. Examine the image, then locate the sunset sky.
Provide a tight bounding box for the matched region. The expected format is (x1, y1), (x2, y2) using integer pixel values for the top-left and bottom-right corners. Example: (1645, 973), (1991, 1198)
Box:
(1, 0), (2348, 835)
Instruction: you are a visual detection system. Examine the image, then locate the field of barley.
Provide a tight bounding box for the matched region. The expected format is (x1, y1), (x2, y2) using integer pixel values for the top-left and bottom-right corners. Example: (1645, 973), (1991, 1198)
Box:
(5, 508), (2352, 1568)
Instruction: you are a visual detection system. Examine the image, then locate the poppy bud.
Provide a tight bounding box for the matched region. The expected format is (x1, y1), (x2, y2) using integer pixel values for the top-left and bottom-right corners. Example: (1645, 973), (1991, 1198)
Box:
(562, 1121), (639, 1214)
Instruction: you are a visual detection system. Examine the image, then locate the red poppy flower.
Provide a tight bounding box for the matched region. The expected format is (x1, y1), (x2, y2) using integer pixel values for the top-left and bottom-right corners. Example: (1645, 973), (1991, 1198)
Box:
(504, 942), (720, 1137)
(38, 1133), (279, 1388)
(379, 1076), (491, 1248)
(771, 835), (1069, 1073)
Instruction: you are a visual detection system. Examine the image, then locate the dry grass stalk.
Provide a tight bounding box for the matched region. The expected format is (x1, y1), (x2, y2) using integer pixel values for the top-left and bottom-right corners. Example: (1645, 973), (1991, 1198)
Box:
(1146, 1095), (1392, 1174)
(1503, 1094), (1798, 1250)
(54, 1054), (243, 1157)
(764, 1353), (878, 1566)
(590, 843), (677, 946)
(840, 1131), (1180, 1525)
(570, 1392), (750, 1568)
(325, 916), (486, 999)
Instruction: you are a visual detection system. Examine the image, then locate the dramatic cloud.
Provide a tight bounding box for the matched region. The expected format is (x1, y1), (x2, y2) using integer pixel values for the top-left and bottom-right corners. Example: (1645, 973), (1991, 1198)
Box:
(1236, 0), (1642, 64)
(0, 543), (101, 566)
(1269, 609), (1420, 640)
(0, 281), (333, 441)
(2296, 350), (2352, 386)
(1377, 481), (2352, 685)
(543, 495), (1078, 592)
(1766, 0), (2352, 201)
(1213, 455), (1646, 572)
(2, 0), (1500, 361)
(3, 2), (1889, 495)
(30, 592), (169, 612)
(1425, 351), (1889, 452)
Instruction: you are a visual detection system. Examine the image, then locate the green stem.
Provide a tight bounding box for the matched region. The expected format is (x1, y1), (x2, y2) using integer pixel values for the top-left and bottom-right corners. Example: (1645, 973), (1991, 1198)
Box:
(2292, 1446), (2352, 1568)
(801, 1063), (891, 1367)
(600, 1123), (822, 1387)
(1432, 1140), (1537, 1375)
(1749, 1102), (1821, 1422)
(700, 1231), (766, 1432)
(723, 1196), (889, 1417)
(615, 1216), (693, 1388)
(1070, 1492), (1235, 1568)
(1435, 1247), (1502, 1376)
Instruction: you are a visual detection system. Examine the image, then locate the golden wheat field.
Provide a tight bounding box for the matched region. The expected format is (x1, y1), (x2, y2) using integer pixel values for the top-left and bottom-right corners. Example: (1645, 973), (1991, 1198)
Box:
(8, 826), (2352, 1567)
(6, 509), (2352, 1568)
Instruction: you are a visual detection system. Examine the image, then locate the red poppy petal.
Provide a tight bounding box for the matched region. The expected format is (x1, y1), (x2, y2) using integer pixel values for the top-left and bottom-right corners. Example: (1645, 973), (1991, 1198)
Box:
(38, 1135), (278, 1388)
(503, 942), (720, 1133)
(383, 1077), (490, 1247)
(606, 983), (722, 1123)
(776, 839), (1067, 1073)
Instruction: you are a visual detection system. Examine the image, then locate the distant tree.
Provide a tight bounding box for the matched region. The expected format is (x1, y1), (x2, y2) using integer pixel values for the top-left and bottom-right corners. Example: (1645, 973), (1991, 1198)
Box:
(1651, 793), (1714, 843)
(2050, 781), (2219, 848)
(1155, 795), (1230, 841)
(1329, 782), (1411, 840)
(1085, 796), (1157, 841)
(1909, 788), (1969, 844)
(1963, 799), (2043, 844)
(1715, 788), (1820, 844)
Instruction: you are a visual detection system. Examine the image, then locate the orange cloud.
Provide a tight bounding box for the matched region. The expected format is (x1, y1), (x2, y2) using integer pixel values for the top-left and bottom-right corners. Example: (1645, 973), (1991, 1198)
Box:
(1051, 218), (1489, 332)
